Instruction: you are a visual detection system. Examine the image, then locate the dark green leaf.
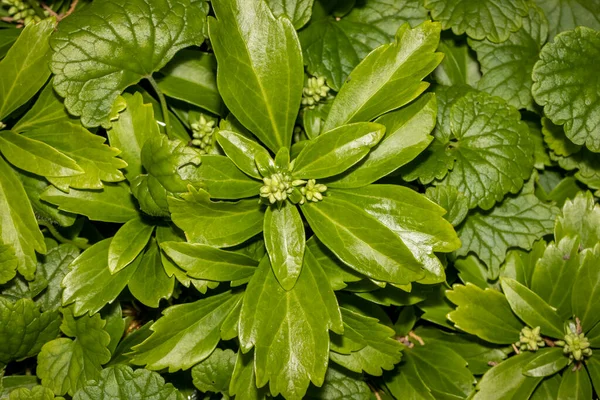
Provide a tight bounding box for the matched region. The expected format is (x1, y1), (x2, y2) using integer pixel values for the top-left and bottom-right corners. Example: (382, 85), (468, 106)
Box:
(108, 218), (155, 273)
(229, 350), (268, 400)
(305, 365), (371, 400)
(533, 0), (600, 40)
(557, 367), (593, 400)
(306, 236), (363, 291)
(191, 348), (235, 395)
(266, 0), (314, 29)
(434, 39), (481, 87)
(523, 347), (569, 377)
(34, 244), (80, 311)
(18, 171), (76, 228)
(425, 185), (469, 227)
(127, 240), (174, 308)
(473, 352), (543, 399)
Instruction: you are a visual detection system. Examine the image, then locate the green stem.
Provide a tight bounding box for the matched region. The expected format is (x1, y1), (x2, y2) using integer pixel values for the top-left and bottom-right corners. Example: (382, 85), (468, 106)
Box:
(147, 75), (171, 137)
(38, 220), (90, 250)
(24, 0), (46, 19)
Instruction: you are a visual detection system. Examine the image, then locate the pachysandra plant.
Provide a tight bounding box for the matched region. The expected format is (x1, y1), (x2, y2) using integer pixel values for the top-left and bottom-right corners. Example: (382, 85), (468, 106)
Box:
(1, 0), (600, 399)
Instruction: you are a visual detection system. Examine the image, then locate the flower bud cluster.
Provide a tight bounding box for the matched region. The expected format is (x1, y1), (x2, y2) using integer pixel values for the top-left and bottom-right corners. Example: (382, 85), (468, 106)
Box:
(556, 331), (592, 362)
(517, 326), (545, 352)
(191, 115), (215, 154)
(299, 179), (327, 204)
(301, 76), (330, 108)
(2, 0), (47, 25)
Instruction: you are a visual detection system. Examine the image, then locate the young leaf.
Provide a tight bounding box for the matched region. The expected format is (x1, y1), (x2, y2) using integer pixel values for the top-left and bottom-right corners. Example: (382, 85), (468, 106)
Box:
(191, 348), (236, 395)
(264, 202), (305, 290)
(50, 0), (209, 128)
(195, 155), (261, 199)
(532, 26), (600, 152)
(216, 130), (271, 180)
(424, 0), (528, 42)
(572, 244), (600, 331)
(208, 0), (303, 152)
(127, 240), (175, 308)
(323, 21), (442, 130)
(0, 155), (46, 280)
(0, 18), (55, 121)
(523, 347), (569, 377)
(447, 283), (523, 344)
(473, 353), (543, 399)
(132, 290), (242, 371)
(0, 298), (60, 365)
(557, 368), (593, 400)
(108, 218), (155, 274)
(555, 191), (600, 249)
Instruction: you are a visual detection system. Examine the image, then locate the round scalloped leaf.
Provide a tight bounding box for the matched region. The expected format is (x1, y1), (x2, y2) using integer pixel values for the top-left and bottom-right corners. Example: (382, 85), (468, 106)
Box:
(532, 27), (600, 152)
(424, 0), (529, 43)
(533, 0), (600, 40)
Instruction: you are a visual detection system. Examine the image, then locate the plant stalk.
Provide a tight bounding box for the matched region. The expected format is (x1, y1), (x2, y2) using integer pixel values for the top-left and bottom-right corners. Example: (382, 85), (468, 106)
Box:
(147, 75), (171, 137)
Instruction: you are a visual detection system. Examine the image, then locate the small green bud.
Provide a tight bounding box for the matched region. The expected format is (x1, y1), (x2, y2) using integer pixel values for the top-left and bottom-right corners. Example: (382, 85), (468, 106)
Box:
(517, 326), (545, 352)
(190, 114), (216, 154)
(299, 179), (327, 205)
(302, 76), (331, 109)
(561, 329), (592, 362)
(259, 172), (294, 204)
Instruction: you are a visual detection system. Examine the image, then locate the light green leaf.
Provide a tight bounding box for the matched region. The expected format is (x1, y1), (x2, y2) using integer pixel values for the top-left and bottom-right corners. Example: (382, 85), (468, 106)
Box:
(0, 298), (60, 365)
(264, 202), (305, 290)
(127, 240), (174, 308)
(108, 218), (155, 274)
(18, 171), (76, 228)
(50, 0), (209, 128)
(501, 240), (547, 288)
(0, 243), (18, 285)
(41, 183), (138, 224)
(425, 185), (469, 227)
(500, 277), (564, 338)
(132, 291), (242, 371)
(470, 5), (548, 111)
(72, 365), (184, 400)
(531, 375), (562, 400)
(457, 189), (558, 278)
(327, 93), (437, 188)
(156, 50), (223, 116)
(0, 155), (46, 280)
(305, 365), (371, 400)
(586, 357), (600, 396)
(306, 236), (363, 291)
(62, 239), (139, 316)
(532, 26), (600, 152)
(447, 283), (523, 344)
(555, 191), (600, 249)
(195, 155), (261, 199)
(434, 39), (481, 87)
(533, 0), (600, 40)
(37, 308), (111, 396)
(572, 244), (600, 331)
(229, 350), (267, 400)
(239, 255), (342, 398)
(0, 18), (55, 121)
(523, 347), (569, 377)
(102, 303), (125, 356)
(169, 188), (264, 248)
(208, 0), (303, 152)
(216, 130), (271, 180)
(266, 0), (313, 29)
(8, 386), (61, 400)
(191, 348), (235, 395)
(424, 0), (529, 42)
(34, 244), (80, 312)
(557, 368), (592, 400)
(324, 21), (442, 131)
(23, 122), (127, 191)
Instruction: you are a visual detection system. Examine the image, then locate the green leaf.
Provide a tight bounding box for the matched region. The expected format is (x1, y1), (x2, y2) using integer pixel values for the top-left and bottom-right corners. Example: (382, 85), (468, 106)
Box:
(293, 122), (385, 179)
(216, 130), (271, 180)
(0, 298), (60, 365)
(470, 5), (548, 111)
(0, 28), (19, 59)
(102, 303), (125, 356)
(195, 155), (261, 199)
(169, 188), (264, 248)
(50, 0), (209, 128)
(41, 183), (139, 224)
(239, 255), (342, 398)
(208, 0), (303, 152)
(572, 244), (600, 331)
(531, 375), (562, 400)
(386, 355), (436, 400)
(329, 307), (402, 376)
(434, 39), (481, 87)
(327, 93), (437, 188)
(0, 244), (18, 285)
(156, 50), (223, 116)
(532, 26), (600, 152)
(324, 21), (442, 131)
(305, 365), (371, 400)
(191, 348), (236, 395)
(555, 191), (600, 249)
(34, 244), (80, 312)
(531, 236), (581, 319)
(229, 350), (268, 400)
(266, 0), (314, 29)
(557, 368), (592, 400)
(473, 352), (543, 400)
(523, 347), (569, 377)
(107, 92), (161, 181)
(586, 357), (600, 396)
(8, 386), (61, 400)
(0, 155), (46, 280)
(533, 0), (600, 40)
(62, 239), (139, 316)
(23, 122), (127, 191)
(438, 91), (534, 209)
(447, 283), (523, 344)
(0, 18), (55, 121)
(106, 322), (153, 367)
(72, 365), (184, 400)
(457, 188), (558, 278)
(424, 0), (529, 42)
(37, 308), (111, 396)
(306, 236), (363, 291)
(425, 185), (469, 227)
(127, 240), (174, 308)
(264, 202), (305, 290)
(131, 290), (242, 371)
(108, 218), (154, 274)
(299, 0), (429, 91)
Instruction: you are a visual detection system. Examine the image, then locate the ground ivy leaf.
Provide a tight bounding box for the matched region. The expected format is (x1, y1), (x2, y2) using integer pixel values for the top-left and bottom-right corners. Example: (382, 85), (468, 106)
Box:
(131, 290), (242, 371)
(266, 0), (314, 29)
(439, 91), (533, 210)
(555, 191), (600, 249)
(34, 244), (80, 312)
(473, 352), (542, 400)
(50, 0), (209, 128)
(108, 218), (155, 274)
(41, 183), (139, 224)
(37, 308), (111, 396)
(425, 185), (469, 227)
(299, 0), (429, 91)
(8, 385), (63, 400)
(239, 255), (342, 398)
(0, 18), (55, 121)
(434, 39), (481, 87)
(62, 239), (139, 316)
(470, 5), (548, 111)
(533, 0), (600, 40)
(0, 155), (46, 280)
(72, 365), (184, 400)
(208, 0), (303, 152)
(456, 188), (558, 278)
(323, 21), (442, 130)
(424, 0), (529, 43)
(572, 244), (600, 332)
(305, 365), (371, 400)
(127, 240), (174, 308)
(532, 26), (600, 152)
(191, 348), (236, 395)
(329, 307), (402, 376)
(447, 283), (523, 344)
(0, 298), (60, 365)
(169, 187), (264, 248)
